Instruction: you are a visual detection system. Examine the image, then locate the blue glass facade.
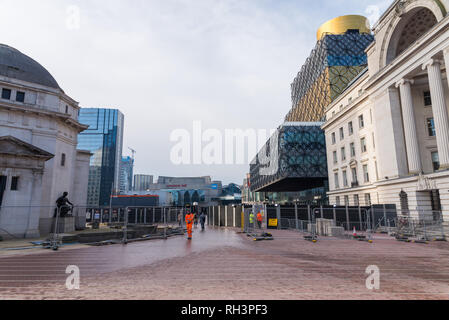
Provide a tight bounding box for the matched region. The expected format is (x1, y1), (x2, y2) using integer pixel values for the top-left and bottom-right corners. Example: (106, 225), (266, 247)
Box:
(77, 108), (124, 207)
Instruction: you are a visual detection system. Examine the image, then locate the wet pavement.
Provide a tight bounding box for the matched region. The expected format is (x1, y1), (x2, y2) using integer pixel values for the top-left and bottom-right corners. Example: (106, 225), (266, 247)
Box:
(0, 227), (449, 300)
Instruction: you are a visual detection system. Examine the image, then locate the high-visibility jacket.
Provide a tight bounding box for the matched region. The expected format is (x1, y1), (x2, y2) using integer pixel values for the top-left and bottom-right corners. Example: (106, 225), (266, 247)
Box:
(249, 213), (255, 223)
(257, 213), (263, 222)
(186, 214), (195, 225)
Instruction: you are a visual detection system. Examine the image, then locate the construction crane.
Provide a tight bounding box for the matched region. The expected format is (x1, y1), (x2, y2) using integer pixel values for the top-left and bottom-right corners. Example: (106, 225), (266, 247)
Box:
(128, 147), (136, 161)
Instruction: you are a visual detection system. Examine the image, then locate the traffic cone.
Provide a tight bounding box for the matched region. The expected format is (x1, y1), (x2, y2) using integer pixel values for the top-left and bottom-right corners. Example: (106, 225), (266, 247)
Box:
(353, 227), (357, 237)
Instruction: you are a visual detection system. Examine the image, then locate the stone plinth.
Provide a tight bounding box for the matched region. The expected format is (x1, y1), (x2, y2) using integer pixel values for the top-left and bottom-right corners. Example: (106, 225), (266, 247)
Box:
(51, 217), (75, 234)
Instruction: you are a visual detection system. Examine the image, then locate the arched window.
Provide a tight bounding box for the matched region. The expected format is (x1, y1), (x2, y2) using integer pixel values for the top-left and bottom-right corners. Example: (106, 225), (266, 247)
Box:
(386, 7), (438, 64)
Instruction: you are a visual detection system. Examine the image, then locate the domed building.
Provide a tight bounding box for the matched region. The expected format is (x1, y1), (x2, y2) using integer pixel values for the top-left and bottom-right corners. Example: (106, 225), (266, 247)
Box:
(0, 44), (91, 238)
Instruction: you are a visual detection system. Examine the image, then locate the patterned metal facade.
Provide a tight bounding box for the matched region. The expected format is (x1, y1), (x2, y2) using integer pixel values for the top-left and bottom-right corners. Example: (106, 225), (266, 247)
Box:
(250, 123), (327, 192)
(285, 31), (374, 122)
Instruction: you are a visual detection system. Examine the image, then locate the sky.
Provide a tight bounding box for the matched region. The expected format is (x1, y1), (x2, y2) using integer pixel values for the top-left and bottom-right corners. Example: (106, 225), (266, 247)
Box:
(0, 0), (391, 184)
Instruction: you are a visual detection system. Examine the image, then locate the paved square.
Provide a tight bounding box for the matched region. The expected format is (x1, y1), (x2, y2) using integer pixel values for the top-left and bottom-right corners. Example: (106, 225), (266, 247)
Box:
(0, 228), (448, 300)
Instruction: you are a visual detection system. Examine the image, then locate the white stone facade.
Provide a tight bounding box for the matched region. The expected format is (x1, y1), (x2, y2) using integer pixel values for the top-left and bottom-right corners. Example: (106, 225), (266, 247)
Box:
(0, 44), (91, 238)
(323, 0), (449, 221)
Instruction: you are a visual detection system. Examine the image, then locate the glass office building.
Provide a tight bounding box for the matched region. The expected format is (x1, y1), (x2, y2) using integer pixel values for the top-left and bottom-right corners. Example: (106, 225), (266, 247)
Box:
(77, 108), (124, 207)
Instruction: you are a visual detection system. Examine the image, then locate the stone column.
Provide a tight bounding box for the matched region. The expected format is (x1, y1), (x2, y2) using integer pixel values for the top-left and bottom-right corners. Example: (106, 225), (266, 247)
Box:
(396, 79), (422, 174)
(423, 59), (449, 169)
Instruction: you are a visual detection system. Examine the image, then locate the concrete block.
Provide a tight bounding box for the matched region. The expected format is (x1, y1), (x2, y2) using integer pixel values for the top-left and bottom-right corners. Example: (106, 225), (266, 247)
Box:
(51, 217), (75, 234)
(316, 219), (336, 236)
(329, 226), (345, 237)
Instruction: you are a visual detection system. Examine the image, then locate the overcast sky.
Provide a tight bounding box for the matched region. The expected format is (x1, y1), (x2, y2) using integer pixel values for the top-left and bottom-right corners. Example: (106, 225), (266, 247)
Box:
(0, 0), (390, 184)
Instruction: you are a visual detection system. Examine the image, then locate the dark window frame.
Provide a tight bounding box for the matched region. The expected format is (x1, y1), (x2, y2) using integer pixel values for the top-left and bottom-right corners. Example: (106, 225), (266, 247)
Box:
(424, 91), (432, 106)
(2, 88), (11, 100)
(16, 91), (25, 103)
(11, 177), (19, 191)
(427, 118), (436, 137)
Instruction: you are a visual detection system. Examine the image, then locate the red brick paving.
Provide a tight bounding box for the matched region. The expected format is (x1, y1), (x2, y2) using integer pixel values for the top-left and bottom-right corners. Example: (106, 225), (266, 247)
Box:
(0, 227), (448, 300)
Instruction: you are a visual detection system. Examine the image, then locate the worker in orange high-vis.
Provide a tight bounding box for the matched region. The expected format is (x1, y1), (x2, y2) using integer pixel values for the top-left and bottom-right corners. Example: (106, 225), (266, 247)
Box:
(257, 211), (263, 229)
(185, 208), (195, 240)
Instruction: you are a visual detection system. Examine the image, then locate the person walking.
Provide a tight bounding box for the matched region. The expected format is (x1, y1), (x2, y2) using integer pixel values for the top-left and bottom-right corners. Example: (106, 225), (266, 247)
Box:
(257, 211), (263, 229)
(194, 213), (199, 229)
(249, 211), (255, 231)
(185, 209), (195, 240)
(200, 212), (207, 231)
(178, 211), (183, 227)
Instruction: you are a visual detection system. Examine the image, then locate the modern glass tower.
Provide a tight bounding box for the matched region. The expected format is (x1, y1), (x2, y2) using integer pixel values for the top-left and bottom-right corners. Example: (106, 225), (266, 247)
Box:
(77, 108), (124, 207)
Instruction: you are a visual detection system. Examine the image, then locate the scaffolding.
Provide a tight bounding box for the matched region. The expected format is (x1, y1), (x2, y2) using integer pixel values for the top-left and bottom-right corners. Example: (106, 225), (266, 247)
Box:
(285, 31), (374, 122)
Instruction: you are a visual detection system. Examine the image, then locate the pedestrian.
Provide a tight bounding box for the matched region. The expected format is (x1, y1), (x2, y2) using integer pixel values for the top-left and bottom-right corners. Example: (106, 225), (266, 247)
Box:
(178, 212), (183, 227)
(185, 209), (195, 240)
(257, 211), (263, 229)
(200, 212), (206, 231)
(249, 211), (255, 230)
(194, 213), (199, 229)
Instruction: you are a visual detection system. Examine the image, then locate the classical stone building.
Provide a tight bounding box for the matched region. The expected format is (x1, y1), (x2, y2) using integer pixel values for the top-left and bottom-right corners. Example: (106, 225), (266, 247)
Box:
(0, 44), (91, 238)
(323, 0), (449, 221)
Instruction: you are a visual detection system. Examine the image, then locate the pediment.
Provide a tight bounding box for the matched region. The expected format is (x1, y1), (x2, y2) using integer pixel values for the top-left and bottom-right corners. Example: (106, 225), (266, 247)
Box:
(0, 136), (54, 160)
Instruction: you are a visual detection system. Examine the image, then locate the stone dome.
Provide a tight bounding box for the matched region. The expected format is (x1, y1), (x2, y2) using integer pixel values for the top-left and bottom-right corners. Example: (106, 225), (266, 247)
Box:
(0, 44), (60, 89)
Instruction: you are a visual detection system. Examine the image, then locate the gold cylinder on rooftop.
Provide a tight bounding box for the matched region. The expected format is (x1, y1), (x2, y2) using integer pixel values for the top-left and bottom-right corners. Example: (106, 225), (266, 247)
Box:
(317, 15), (371, 40)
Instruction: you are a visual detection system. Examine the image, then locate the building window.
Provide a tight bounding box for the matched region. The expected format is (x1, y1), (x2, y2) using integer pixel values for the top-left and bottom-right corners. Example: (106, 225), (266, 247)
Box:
(350, 143), (356, 157)
(359, 115), (365, 128)
(343, 170), (348, 187)
(361, 137), (367, 153)
(354, 194), (359, 206)
(61, 153), (66, 167)
(65, 105), (69, 114)
(365, 193), (372, 206)
(16, 91), (25, 103)
(334, 172), (340, 189)
(341, 147), (346, 162)
(427, 118), (436, 137)
(432, 152), (440, 171)
(331, 132), (336, 145)
(363, 164), (370, 183)
(424, 91), (432, 106)
(11, 177), (19, 191)
(333, 151), (338, 164)
(348, 122), (354, 135)
(339, 127), (344, 140)
(2, 88), (11, 100)
(336, 196), (341, 206)
(344, 195), (349, 206)
(351, 167), (358, 185)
